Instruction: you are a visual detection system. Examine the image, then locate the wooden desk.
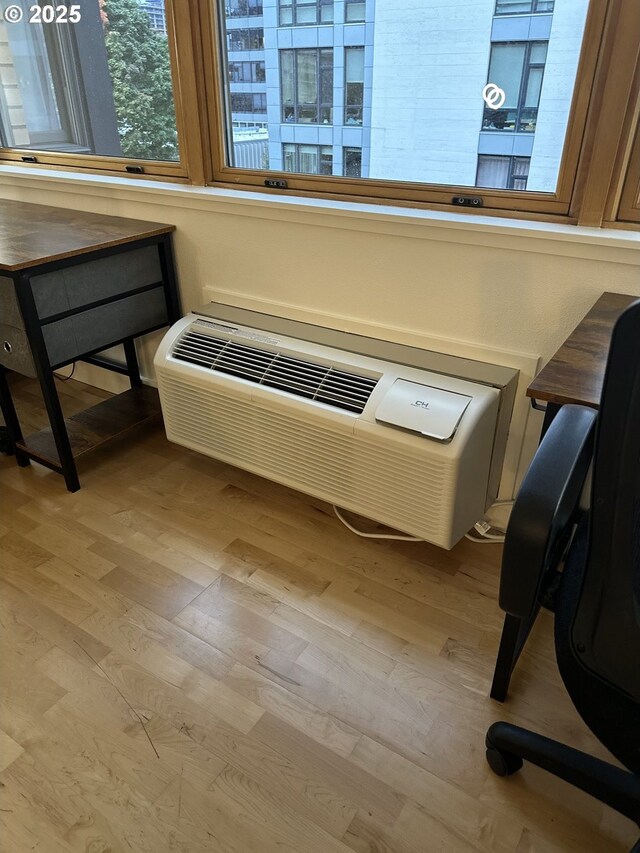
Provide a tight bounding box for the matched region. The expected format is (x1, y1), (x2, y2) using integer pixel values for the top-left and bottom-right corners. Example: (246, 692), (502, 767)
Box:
(0, 200), (180, 491)
(527, 291), (638, 434)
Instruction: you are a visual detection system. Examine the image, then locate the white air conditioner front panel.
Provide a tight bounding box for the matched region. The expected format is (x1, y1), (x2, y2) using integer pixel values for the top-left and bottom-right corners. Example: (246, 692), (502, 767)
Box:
(156, 317), (502, 549)
(159, 373), (455, 543)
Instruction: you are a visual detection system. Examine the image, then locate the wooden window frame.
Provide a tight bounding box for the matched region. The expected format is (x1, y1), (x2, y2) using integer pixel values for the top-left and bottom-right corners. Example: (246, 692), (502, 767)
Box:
(203, 0), (640, 225)
(0, 0), (204, 181)
(1, 0), (638, 230)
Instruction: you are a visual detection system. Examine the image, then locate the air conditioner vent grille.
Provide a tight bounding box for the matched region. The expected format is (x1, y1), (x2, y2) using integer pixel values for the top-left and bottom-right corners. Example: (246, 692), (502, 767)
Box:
(172, 330), (378, 413)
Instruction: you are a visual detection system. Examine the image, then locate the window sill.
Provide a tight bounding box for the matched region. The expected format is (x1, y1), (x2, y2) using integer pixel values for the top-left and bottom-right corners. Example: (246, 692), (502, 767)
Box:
(0, 163), (638, 264)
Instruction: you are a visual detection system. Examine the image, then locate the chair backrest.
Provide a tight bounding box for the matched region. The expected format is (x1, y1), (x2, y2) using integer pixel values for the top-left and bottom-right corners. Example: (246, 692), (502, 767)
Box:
(571, 298), (640, 703)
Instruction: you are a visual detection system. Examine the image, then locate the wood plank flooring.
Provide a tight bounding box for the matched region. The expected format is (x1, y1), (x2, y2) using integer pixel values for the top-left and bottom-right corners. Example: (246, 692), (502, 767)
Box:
(1, 374), (636, 852)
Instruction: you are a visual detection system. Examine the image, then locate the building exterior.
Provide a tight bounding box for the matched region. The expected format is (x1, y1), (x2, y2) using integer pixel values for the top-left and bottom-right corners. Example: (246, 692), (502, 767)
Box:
(223, 0), (590, 191)
(139, 0), (168, 34)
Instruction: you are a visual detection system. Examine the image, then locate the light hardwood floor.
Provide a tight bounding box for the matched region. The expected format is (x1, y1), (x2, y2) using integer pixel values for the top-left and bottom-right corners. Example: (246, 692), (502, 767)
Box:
(0, 375), (635, 852)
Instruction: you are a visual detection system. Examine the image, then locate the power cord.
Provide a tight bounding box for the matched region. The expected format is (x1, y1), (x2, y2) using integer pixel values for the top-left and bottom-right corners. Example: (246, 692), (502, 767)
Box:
(464, 518), (506, 544)
(55, 362), (76, 382)
(332, 505), (425, 541)
(333, 500), (513, 545)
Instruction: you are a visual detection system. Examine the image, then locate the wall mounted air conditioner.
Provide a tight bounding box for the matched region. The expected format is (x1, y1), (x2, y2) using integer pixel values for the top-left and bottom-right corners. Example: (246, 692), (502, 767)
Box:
(155, 303), (518, 549)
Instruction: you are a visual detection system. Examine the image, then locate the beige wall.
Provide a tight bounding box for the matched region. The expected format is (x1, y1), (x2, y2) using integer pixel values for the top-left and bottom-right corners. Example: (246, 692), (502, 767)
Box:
(2, 168), (639, 493)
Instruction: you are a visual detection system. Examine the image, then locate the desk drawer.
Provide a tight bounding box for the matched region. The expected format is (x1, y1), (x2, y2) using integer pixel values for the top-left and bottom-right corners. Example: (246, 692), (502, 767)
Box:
(43, 285), (168, 367)
(0, 276), (24, 328)
(31, 245), (163, 320)
(0, 324), (36, 377)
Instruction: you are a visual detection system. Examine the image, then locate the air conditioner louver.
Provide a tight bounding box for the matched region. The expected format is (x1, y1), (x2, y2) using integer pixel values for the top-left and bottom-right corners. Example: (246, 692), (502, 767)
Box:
(172, 330), (378, 414)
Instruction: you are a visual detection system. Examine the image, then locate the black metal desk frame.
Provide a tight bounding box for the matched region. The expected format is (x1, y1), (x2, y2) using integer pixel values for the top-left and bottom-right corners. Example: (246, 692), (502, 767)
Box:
(0, 233), (179, 492)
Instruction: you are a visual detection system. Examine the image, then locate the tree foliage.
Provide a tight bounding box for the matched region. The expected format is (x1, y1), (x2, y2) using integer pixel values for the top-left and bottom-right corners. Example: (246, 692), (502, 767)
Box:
(103, 0), (179, 161)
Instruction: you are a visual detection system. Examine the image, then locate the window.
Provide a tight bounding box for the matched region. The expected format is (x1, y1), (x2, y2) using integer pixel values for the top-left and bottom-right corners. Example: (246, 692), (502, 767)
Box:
(482, 42), (547, 133)
(344, 48), (364, 126)
(345, 1), (366, 23)
(477, 155), (530, 190)
(228, 62), (266, 83)
(226, 0), (263, 17)
(230, 93), (267, 114)
(279, 0), (333, 26)
(2, 0), (638, 228)
(283, 143), (332, 174)
(343, 147), (362, 177)
(0, 2), (180, 163)
(227, 28), (264, 51)
(495, 1), (554, 14)
(281, 49), (333, 124)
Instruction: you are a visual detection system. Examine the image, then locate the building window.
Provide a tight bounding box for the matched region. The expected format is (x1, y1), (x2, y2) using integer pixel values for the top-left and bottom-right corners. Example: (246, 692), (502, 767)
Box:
(482, 42), (547, 133)
(0, 2), (179, 162)
(343, 147), (362, 177)
(495, 1), (554, 14)
(344, 48), (364, 126)
(281, 49), (333, 124)
(228, 62), (266, 83)
(279, 0), (333, 27)
(139, 0), (168, 34)
(227, 28), (264, 51)
(476, 155), (530, 189)
(226, 0), (263, 17)
(283, 143), (333, 174)
(231, 93), (267, 114)
(345, 1), (366, 23)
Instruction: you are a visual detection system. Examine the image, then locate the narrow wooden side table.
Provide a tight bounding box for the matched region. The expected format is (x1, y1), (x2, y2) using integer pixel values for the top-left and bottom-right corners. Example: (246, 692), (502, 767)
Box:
(0, 200), (181, 491)
(527, 291), (639, 436)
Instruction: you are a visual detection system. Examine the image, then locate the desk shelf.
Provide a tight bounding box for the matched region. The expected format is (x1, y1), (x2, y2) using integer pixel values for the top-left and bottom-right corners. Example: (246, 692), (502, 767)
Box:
(15, 385), (161, 468)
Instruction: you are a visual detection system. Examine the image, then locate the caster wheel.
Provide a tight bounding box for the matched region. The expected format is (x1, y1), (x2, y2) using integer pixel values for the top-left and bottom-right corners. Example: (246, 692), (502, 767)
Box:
(485, 746), (523, 777)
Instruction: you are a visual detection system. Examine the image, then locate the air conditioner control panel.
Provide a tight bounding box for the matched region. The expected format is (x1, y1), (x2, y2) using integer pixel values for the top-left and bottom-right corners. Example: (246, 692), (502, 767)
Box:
(375, 379), (472, 442)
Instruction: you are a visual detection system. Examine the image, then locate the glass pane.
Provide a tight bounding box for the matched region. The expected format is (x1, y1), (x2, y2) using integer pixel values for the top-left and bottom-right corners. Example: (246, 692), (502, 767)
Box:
(320, 145), (332, 174)
(525, 66), (543, 108)
(296, 6), (316, 25)
(476, 155), (510, 188)
(495, 1), (531, 13)
(344, 147), (361, 176)
(0, 0), (179, 160)
(346, 47), (364, 82)
(298, 49), (318, 122)
(488, 44), (525, 109)
(530, 42), (548, 63)
(217, 0), (589, 193)
(281, 50), (294, 119)
(320, 6), (334, 24)
(345, 2), (366, 23)
(299, 144), (318, 172)
(283, 143), (296, 170)
(7, 23), (64, 142)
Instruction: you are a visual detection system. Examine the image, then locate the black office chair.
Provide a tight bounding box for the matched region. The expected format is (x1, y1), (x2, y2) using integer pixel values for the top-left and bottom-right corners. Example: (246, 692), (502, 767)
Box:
(485, 299), (640, 850)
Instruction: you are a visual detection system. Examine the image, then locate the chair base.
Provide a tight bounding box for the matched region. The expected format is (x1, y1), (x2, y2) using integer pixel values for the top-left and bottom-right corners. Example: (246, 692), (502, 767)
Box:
(486, 722), (640, 850)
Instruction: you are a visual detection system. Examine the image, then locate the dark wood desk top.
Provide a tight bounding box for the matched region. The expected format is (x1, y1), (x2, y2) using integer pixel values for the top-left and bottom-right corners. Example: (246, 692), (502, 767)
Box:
(0, 199), (175, 272)
(528, 291), (639, 409)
